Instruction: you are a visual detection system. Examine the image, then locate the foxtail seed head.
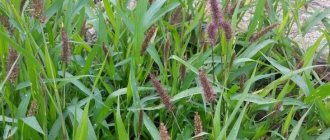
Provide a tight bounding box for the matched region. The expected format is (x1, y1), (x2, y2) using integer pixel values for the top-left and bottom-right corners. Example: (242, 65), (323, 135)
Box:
(206, 22), (219, 45)
(31, 0), (45, 22)
(141, 26), (157, 56)
(61, 26), (71, 64)
(198, 70), (216, 103)
(208, 0), (223, 25)
(6, 48), (19, 84)
(250, 23), (279, 42)
(170, 6), (182, 25)
(220, 21), (232, 40)
(159, 122), (171, 140)
(150, 74), (173, 112)
(194, 112), (203, 140)
(27, 100), (38, 116)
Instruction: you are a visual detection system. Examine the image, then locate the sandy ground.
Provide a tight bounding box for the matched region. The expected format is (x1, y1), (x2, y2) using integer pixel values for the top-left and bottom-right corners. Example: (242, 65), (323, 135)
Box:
(239, 0), (330, 60)
(292, 0), (330, 60)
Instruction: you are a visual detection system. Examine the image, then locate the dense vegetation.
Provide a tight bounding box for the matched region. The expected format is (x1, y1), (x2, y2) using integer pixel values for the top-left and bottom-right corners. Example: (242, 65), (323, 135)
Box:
(0, 0), (329, 139)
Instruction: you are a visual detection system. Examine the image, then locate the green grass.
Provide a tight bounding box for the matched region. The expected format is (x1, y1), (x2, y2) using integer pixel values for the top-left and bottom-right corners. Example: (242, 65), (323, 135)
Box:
(0, 0), (330, 139)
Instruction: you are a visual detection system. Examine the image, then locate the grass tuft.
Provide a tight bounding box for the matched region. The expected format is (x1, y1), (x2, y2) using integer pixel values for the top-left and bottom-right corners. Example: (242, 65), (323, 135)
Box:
(0, 0), (329, 139)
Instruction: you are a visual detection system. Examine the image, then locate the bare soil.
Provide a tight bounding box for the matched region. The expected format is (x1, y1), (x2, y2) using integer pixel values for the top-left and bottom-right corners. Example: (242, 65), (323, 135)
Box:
(238, 0), (330, 60)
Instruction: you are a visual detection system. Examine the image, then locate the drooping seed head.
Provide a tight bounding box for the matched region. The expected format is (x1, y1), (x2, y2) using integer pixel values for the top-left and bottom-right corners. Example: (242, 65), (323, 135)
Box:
(198, 70), (216, 103)
(220, 20), (232, 40)
(141, 26), (157, 56)
(150, 74), (173, 112)
(250, 23), (279, 42)
(6, 48), (19, 84)
(159, 122), (171, 140)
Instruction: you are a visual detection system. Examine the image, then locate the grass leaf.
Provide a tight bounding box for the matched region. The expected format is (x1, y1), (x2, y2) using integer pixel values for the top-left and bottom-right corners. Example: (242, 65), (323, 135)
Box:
(21, 116), (45, 135)
(288, 107), (312, 140)
(74, 101), (90, 140)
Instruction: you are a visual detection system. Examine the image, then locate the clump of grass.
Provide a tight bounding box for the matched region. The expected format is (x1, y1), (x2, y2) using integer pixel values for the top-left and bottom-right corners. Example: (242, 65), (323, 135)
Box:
(0, 0), (329, 139)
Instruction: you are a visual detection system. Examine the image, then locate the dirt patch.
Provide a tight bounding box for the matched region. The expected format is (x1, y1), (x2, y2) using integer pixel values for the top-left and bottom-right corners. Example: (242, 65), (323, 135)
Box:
(238, 0), (330, 60)
(291, 0), (329, 60)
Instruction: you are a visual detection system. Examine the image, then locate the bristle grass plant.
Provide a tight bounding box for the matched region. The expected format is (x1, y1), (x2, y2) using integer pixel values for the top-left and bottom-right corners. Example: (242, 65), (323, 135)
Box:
(0, 0), (330, 139)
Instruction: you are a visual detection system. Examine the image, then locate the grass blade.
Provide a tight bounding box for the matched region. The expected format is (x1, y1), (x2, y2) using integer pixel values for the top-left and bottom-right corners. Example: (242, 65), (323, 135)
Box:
(288, 107), (312, 140)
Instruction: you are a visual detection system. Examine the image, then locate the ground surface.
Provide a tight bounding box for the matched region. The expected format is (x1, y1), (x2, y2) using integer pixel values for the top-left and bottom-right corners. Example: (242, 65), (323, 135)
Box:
(239, 0), (330, 60)
(292, 0), (329, 59)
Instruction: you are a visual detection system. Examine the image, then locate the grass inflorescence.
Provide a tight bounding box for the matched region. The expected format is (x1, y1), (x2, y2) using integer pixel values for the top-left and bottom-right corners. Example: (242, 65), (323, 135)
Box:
(0, 0), (329, 139)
